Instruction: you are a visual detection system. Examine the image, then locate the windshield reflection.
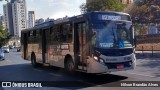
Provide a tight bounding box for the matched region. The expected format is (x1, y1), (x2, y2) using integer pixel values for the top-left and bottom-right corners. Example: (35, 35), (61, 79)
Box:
(92, 21), (133, 49)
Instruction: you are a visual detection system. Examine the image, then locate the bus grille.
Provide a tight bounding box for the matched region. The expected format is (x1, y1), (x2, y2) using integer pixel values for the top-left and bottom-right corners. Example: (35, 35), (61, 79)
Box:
(95, 48), (133, 56)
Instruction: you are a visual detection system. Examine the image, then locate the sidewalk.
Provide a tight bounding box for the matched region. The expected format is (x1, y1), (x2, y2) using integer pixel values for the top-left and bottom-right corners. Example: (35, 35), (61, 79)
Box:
(136, 51), (160, 59)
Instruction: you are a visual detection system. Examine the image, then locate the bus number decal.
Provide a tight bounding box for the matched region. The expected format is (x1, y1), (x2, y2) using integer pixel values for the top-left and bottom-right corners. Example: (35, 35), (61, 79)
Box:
(61, 44), (69, 50)
(49, 45), (62, 55)
(100, 43), (113, 48)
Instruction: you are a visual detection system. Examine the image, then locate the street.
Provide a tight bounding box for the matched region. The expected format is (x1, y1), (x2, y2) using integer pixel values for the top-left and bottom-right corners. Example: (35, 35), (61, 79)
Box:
(0, 49), (160, 90)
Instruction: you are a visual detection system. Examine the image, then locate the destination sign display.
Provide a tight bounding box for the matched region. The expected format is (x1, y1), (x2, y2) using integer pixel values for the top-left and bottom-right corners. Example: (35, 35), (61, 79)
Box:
(98, 14), (130, 21)
(101, 15), (121, 20)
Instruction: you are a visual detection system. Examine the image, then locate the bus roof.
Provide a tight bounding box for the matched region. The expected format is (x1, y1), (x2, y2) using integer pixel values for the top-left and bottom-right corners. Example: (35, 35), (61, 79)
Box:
(22, 21), (54, 32)
(21, 11), (130, 32)
(87, 11), (130, 15)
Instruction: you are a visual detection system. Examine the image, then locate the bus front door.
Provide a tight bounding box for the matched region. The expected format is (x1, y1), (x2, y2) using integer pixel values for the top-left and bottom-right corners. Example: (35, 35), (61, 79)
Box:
(74, 22), (88, 71)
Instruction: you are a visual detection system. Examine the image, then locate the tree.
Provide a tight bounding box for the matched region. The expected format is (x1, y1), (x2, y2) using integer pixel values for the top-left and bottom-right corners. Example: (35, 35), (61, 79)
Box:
(80, 0), (125, 13)
(125, 0), (160, 36)
(126, 0), (160, 24)
(0, 21), (9, 47)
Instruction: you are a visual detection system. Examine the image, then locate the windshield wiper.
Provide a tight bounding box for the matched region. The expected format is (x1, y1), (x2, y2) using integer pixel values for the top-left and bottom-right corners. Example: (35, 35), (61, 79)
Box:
(112, 27), (117, 47)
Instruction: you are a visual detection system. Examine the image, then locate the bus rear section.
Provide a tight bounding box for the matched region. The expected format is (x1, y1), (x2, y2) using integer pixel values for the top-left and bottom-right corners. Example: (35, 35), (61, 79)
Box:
(21, 30), (29, 60)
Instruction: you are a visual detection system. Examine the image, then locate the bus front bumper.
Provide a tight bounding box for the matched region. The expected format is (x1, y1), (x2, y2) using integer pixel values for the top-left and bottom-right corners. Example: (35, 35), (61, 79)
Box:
(87, 58), (136, 74)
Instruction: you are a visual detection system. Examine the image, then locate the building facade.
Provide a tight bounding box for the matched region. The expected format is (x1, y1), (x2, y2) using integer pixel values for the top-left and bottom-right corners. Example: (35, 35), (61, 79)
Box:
(0, 15), (3, 22)
(0, 15), (5, 30)
(28, 11), (35, 28)
(3, 0), (27, 37)
(45, 18), (54, 22)
(35, 18), (45, 26)
(12, 0), (27, 37)
(3, 3), (14, 35)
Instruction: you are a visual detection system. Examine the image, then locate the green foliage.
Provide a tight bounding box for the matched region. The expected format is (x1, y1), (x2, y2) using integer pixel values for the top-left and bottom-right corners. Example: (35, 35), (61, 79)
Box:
(127, 0), (160, 24)
(0, 21), (9, 48)
(80, 0), (125, 13)
(134, 0), (153, 6)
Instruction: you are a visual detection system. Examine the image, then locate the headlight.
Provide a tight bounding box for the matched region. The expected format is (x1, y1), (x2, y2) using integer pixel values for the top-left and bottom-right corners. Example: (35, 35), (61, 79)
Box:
(93, 56), (99, 61)
(93, 56), (105, 65)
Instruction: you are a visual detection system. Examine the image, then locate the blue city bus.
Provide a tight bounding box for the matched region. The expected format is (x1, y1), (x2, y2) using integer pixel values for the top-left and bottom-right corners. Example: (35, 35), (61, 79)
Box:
(21, 11), (136, 74)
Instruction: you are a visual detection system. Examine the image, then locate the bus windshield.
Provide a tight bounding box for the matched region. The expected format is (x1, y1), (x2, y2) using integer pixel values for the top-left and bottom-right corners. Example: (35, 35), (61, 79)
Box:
(92, 21), (133, 49)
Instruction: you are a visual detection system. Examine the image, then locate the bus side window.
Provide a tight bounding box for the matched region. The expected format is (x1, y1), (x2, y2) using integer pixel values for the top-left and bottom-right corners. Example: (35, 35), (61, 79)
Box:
(28, 31), (30, 37)
(61, 24), (67, 42)
(67, 23), (72, 43)
(50, 27), (53, 34)
(52, 25), (59, 42)
(30, 31), (33, 36)
(59, 24), (64, 42)
(58, 25), (61, 41)
(36, 30), (39, 36)
(50, 27), (53, 44)
(33, 30), (36, 36)
(62, 23), (72, 43)
(39, 29), (43, 37)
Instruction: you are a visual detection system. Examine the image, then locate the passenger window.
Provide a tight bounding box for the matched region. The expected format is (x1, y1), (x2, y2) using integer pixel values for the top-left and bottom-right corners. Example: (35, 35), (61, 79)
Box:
(33, 30), (36, 36)
(28, 31), (30, 37)
(61, 23), (72, 43)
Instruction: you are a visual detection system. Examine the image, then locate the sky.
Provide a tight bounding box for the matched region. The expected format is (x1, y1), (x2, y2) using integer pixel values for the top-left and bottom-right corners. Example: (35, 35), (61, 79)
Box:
(0, 1), (6, 16)
(0, 0), (86, 19)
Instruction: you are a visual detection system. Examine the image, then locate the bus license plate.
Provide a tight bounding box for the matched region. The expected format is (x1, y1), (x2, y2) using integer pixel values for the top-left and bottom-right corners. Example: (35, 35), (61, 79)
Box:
(117, 65), (124, 69)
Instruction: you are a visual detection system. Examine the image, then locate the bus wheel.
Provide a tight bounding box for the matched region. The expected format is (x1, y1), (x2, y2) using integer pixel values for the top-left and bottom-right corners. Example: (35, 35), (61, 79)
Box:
(31, 54), (38, 67)
(65, 57), (75, 72)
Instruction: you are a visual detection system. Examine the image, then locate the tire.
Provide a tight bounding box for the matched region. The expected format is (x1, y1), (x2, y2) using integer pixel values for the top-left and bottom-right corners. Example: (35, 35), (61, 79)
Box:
(65, 57), (75, 72)
(31, 54), (38, 67)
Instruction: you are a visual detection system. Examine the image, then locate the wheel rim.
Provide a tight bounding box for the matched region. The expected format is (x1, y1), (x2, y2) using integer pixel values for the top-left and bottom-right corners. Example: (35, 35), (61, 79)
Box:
(32, 57), (35, 65)
(68, 62), (73, 71)
(67, 60), (74, 71)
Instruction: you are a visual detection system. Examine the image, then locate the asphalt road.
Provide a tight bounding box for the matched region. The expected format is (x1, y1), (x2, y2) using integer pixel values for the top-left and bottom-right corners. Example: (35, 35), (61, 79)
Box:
(0, 49), (160, 90)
